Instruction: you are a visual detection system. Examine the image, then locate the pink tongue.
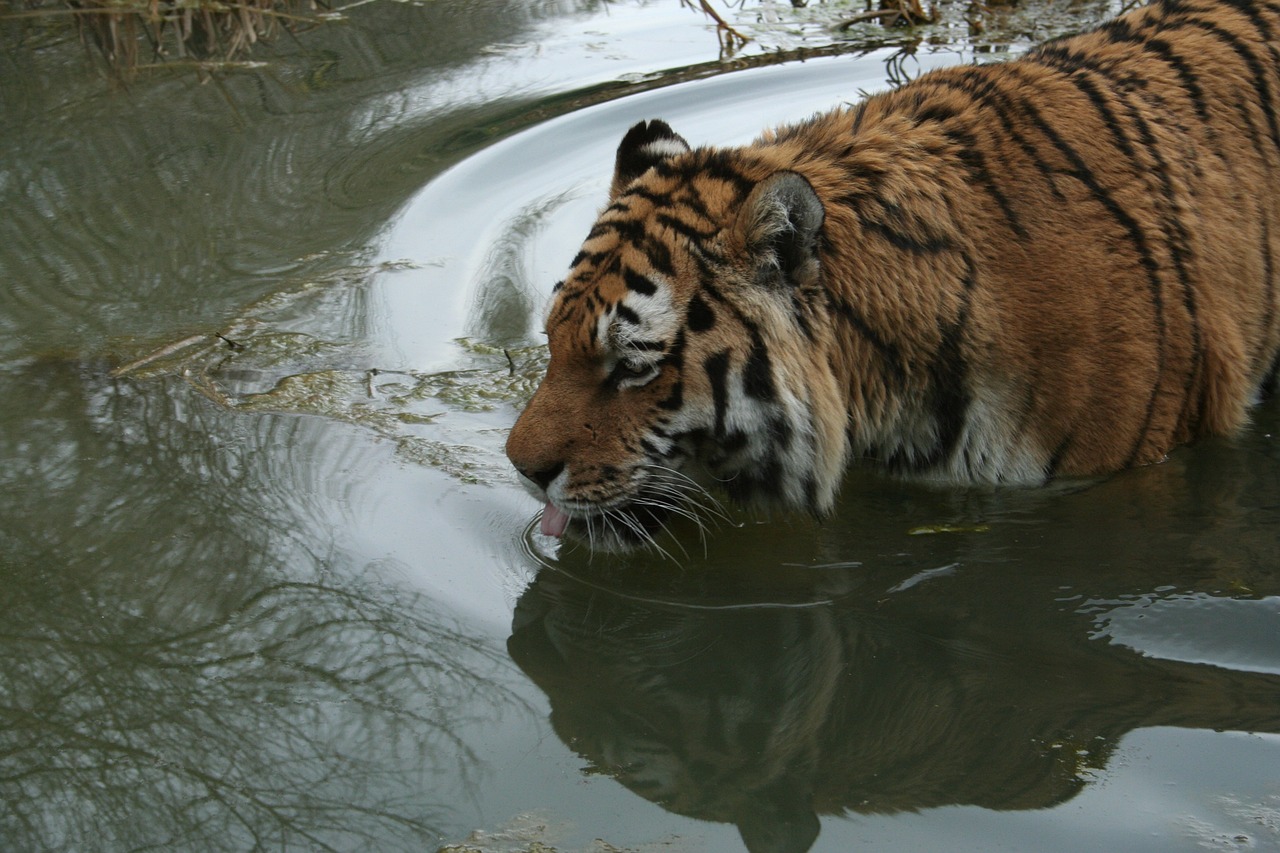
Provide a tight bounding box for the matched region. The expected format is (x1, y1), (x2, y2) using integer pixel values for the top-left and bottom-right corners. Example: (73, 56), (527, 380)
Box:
(540, 502), (571, 537)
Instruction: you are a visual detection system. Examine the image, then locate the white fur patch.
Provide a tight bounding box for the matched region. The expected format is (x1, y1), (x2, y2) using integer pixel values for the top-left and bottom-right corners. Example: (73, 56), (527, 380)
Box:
(641, 138), (691, 160)
(944, 385), (1046, 484)
(598, 275), (679, 358)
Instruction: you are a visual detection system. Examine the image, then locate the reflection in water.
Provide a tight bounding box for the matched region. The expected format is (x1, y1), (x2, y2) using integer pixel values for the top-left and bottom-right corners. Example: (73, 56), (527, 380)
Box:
(467, 190), (579, 347)
(511, 569), (1280, 853)
(5, 0), (1278, 848)
(509, 417), (1280, 853)
(0, 0), (611, 365)
(0, 360), (516, 851)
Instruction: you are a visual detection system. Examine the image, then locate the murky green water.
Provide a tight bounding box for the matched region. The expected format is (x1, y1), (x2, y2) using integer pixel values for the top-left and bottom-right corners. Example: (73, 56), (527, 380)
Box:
(2, 1), (1278, 851)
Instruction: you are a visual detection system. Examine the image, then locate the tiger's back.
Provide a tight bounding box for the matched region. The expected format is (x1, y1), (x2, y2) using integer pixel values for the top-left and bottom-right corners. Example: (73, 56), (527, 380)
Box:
(506, 0), (1280, 550)
(816, 0), (1280, 479)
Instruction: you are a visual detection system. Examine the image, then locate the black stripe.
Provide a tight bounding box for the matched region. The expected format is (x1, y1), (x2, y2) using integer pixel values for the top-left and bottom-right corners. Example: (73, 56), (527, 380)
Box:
(744, 331), (776, 401)
(687, 291), (716, 332)
(767, 415), (793, 451)
(588, 219), (645, 243)
(828, 294), (906, 385)
(1029, 47), (1140, 161)
(1218, 0), (1279, 42)
(656, 212), (718, 243)
(943, 127), (1028, 238)
(655, 327), (686, 409)
(757, 458), (783, 500)
(948, 65), (1172, 465)
(1045, 433), (1073, 482)
(1134, 36), (1215, 131)
(1159, 5), (1280, 153)
(546, 288), (584, 330)
(705, 350), (732, 437)
(1100, 17), (1216, 131)
(569, 249), (609, 269)
(642, 236), (675, 277)
(1034, 46), (1207, 439)
(616, 187), (672, 207)
(615, 304), (641, 325)
(802, 475), (819, 514)
(926, 254), (978, 468)
(1103, 17), (1263, 166)
(918, 71), (1068, 201)
(913, 101), (962, 125)
(1209, 0), (1280, 161)
(851, 103), (868, 135)
(695, 151), (757, 199)
(856, 211), (955, 254)
(661, 327), (686, 370)
(1258, 213), (1277, 379)
(657, 379), (683, 411)
(921, 305), (972, 469)
(1262, 350), (1280, 398)
(721, 431), (749, 454)
(699, 274), (767, 341)
(623, 268), (658, 296)
(791, 291), (816, 341)
(673, 186), (714, 224)
(726, 457), (784, 503)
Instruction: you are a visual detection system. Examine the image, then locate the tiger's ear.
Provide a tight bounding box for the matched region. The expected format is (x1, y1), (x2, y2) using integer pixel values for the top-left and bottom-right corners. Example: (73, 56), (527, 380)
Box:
(737, 171), (825, 289)
(610, 120), (691, 199)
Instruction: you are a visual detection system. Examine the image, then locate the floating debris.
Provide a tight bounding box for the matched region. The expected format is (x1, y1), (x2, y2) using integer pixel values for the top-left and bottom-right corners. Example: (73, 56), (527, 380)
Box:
(907, 523), (991, 536)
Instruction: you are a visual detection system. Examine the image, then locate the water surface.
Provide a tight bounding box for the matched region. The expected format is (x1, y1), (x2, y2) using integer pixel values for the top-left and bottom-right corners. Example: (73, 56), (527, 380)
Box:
(2, 1), (1278, 850)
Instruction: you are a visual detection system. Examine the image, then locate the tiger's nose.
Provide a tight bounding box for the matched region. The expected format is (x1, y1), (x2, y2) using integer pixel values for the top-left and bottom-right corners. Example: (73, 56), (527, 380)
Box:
(516, 462), (564, 491)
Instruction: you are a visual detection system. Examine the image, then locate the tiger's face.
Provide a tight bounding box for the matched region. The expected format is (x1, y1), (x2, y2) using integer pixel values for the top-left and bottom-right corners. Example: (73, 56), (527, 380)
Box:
(506, 121), (850, 551)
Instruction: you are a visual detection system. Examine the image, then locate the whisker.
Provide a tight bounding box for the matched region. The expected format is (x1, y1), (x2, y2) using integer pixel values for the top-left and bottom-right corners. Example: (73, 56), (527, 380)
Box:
(631, 494), (709, 537)
(609, 506), (680, 562)
(640, 465), (731, 535)
(645, 464), (730, 518)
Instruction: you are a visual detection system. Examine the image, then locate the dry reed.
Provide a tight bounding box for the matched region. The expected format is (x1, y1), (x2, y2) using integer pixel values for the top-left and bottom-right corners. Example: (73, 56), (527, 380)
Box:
(2, 0), (329, 72)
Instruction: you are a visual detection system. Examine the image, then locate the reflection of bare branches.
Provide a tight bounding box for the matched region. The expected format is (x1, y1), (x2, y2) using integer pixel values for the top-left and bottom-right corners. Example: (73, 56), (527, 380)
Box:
(466, 190), (579, 347)
(0, 554), (514, 851)
(883, 42), (922, 88)
(5, 558), (514, 845)
(0, 360), (521, 851)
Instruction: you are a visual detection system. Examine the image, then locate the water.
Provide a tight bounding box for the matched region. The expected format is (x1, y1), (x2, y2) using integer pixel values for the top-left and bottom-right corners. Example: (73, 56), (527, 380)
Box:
(1, 1), (1278, 850)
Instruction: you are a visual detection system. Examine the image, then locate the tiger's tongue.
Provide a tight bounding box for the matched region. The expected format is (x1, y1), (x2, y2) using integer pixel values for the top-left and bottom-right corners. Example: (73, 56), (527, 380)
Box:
(540, 502), (570, 538)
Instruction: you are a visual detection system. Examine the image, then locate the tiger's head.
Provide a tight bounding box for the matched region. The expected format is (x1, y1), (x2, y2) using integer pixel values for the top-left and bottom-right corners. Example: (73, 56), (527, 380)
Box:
(506, 120), (852, 551)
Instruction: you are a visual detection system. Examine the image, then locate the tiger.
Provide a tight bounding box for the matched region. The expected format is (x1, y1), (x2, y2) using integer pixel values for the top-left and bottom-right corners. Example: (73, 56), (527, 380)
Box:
(505, 0), (1280, 551)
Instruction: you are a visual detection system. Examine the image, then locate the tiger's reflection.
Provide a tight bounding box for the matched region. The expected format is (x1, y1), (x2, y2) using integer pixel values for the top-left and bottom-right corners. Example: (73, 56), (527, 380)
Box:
(509, 562), (1280, 853)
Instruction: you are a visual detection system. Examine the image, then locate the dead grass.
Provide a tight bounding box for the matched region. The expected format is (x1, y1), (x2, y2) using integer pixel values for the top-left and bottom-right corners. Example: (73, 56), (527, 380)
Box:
(1, 0), (331, 73)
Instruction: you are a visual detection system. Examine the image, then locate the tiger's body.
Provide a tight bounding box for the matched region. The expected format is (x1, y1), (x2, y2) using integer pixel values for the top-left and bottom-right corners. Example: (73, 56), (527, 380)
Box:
(506, 0), (1280, 550)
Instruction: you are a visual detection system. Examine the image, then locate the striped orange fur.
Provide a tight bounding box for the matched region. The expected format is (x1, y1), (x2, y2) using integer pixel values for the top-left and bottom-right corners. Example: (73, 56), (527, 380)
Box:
(507, 0), (1280, 550)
